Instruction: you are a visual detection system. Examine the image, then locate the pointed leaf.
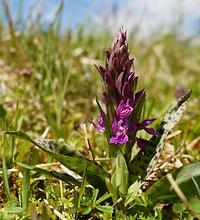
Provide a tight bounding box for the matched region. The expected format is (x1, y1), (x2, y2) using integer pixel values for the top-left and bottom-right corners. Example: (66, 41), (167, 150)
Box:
(105, 178), (118, 202)
(95, 192), (112, 205)
(4, 131), (109, 191)
(95, 205), (113, 213)
(0, 105), (7, 118)
(146, 89), (192, 176)
(78, 164), (87, 208)
(91, 188), (99, 204)
(129, 90), (191, 182)
(125, 180), (141, 206)
(111, 150), (129, 195)
(17, 162), (82, 187)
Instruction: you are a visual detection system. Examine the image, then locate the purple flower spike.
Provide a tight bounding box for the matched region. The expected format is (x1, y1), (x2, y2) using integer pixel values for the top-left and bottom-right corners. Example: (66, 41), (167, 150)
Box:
(117, 100), (133, 119)
(95, 65), (107, 78)
(135, 89), (144, 102)
(110, 130), (128, 144)
(104, 72), (113, 86)
(90, 114), (105, 132)
(128, 72), (135, 83)
(102, 92), (108, 104)
(111, 118), (119, 133)
(92, 28), (157, 153)
(124, 59), (134, 75)
(113, 57), (119, 69)
(110, 119), (128, 144)
(122, 82), (129, 98)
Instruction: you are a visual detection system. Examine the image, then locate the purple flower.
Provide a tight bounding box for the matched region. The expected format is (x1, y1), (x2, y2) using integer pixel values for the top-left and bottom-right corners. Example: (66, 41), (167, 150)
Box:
(110, 119), (128, 144)
(117, 100), (133, 119)
(90, 114), (105, 132)
(137, 118), (156, 135)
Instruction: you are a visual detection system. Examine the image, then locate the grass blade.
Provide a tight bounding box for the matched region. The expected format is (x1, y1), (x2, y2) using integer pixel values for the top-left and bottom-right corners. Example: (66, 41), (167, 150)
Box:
(2, 156), (11, 201)
(145, 161), (200, 204)
(78, 164), (87, 208)
(22, 168), (30, 211)
(2, 132), (11, 201)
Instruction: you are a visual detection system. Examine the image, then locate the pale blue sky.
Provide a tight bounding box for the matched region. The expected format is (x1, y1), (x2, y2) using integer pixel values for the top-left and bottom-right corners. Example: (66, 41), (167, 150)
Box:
(0, 0), (199, 38)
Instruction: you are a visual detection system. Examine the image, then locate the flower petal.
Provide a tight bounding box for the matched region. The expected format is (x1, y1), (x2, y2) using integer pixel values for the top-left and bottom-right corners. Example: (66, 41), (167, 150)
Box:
(122, 82), (129, 98)
(110, 130), (128, 144)
(144, 127), (156, 135)
(138, 118), (156, 129)
(95, 65), (107, 78)
(89, 114), (105, 133)
(124, 59), (134, 75)
(117, 100), (133, 119)
(90, 121), (105, 132)
(112, 119), (119, 133)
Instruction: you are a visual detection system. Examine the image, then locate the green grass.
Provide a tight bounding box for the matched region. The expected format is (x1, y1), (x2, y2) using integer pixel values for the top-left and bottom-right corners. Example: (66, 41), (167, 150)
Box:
(0, 3), (200, 219)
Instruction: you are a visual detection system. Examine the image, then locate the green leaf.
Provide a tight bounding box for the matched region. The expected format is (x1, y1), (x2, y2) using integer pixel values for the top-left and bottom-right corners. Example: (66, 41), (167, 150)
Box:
(78, 164), (87, 208)
(145, 161), (200, 204)
(91, 188), (99, 204)
(129, 90), (192, 182)
(95, 192), (112, 205)
(111, 150), (129, 195)
(172, 203), (186, 214)
(5, 131), (110, 192)
(191, 174), (200, 196)
(0, 105), (7, 118)
(105, 179), (118, 202)
(125, 181), (141, 207)
(82, 207), (92, 215)
(2, 156), (11, 201)
(95, 205), (113, 213)
(22, 168), (30, 211)
(17, 162), (83, 188)
(2, 133), (12, 201)
(0, 207), (24, 214)
(190, 198), (200, 213)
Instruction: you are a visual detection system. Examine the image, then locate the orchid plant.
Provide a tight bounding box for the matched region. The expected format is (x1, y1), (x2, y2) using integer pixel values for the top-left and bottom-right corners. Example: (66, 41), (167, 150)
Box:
(92, 28), (156, 149)
(5, 28), (197, 217)
(90, 27), (158, 196)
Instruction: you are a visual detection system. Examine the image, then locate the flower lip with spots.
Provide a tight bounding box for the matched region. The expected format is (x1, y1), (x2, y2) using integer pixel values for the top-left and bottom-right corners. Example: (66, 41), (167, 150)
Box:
(110, 119), (129, 144)
(117, 100), (133, 119)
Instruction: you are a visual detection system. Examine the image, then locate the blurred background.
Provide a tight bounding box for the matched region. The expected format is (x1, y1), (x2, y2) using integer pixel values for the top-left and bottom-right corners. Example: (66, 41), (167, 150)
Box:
(0, 0), (200, 38)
